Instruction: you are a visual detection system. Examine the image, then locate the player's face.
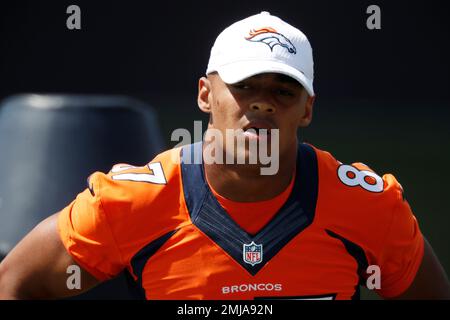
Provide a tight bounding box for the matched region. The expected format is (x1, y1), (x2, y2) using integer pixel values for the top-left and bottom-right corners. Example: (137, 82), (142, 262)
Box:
(198, 72), (314, 164)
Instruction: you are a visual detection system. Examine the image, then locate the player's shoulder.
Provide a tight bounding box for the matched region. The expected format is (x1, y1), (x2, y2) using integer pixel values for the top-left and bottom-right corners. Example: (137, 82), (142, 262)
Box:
(80, 146), (187, 264)
(308, 143), (404, 209)
(88, 146), (183, 209)
(307, 143), (410, 252)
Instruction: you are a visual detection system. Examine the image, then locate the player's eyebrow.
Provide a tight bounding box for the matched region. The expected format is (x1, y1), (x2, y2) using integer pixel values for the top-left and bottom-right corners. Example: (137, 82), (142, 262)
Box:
(274, 74), (303, 87)
(251, 73), (303, 88)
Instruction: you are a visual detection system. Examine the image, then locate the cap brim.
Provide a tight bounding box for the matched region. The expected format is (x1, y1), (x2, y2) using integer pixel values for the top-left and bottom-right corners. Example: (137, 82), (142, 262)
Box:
(213, 60), (314, 96)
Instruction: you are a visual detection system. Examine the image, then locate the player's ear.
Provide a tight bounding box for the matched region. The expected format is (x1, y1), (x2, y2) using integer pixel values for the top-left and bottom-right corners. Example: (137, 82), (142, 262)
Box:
(198, 77), (212, 114)
(298, 94), (315, 128)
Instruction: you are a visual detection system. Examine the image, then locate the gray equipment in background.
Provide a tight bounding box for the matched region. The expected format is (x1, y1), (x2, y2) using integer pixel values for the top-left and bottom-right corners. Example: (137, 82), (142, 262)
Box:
(0, 94), (165, 299)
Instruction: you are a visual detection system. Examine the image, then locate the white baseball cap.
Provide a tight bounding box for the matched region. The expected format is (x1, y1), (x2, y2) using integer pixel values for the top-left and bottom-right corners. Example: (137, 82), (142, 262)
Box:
(206, 11), (315, 96)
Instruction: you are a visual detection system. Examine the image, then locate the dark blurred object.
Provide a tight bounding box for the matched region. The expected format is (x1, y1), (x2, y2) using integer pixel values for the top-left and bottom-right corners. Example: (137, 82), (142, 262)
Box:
(0, 94), (165, 299)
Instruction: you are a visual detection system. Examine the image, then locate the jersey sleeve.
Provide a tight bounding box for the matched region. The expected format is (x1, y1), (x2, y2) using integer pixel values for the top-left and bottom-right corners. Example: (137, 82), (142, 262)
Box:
(375, 177), (425, 298)
(57, 171), (126, 281)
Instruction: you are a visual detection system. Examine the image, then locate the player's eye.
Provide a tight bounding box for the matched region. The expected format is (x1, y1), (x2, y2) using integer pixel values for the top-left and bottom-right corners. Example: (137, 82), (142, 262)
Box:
(276, 88), (294, 97)
(232, 83), (250, 90)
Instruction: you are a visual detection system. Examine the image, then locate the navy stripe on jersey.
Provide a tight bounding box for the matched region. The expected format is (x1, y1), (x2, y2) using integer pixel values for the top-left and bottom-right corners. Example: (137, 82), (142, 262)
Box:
(325, 229), (370, 300)
(181, 142), (318, 276)
(127, 229), (178, 299)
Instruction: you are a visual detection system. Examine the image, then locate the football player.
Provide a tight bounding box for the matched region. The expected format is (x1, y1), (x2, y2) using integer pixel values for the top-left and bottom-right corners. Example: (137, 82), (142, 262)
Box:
(1, 12), (449, 300)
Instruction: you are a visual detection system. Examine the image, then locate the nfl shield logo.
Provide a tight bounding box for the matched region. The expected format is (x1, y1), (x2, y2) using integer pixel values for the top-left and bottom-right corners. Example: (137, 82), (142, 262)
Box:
(243, 241), (263, 266)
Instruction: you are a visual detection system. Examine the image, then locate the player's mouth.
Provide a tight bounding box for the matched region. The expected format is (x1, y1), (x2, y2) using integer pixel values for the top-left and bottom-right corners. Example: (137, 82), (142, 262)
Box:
(242, 121), (275, 141)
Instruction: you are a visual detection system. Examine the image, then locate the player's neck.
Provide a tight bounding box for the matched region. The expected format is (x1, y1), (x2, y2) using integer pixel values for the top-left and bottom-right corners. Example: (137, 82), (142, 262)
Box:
(203, 147), (297, 202)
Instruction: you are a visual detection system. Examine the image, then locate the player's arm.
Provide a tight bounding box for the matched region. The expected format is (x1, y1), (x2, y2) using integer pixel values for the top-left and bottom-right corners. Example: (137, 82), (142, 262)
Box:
(0, 213), (100, 299)
(389, 237), (450, 300)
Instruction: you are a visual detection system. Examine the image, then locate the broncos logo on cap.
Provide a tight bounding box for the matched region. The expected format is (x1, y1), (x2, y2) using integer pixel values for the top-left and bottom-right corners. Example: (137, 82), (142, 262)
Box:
(245, 27), (296, 54)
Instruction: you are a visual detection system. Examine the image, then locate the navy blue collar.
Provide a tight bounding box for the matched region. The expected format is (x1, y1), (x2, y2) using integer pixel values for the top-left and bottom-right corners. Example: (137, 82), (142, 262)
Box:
(180, 142), (318, 275)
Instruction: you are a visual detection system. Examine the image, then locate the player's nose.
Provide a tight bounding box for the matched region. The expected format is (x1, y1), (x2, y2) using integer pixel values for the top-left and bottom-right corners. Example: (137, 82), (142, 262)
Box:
(249, 102), (276, 114)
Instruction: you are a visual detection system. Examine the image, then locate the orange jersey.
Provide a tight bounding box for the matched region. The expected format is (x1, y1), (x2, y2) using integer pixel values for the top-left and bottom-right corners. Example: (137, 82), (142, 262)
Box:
(58, 142), (424, 299)
(208, 171), (295, 235)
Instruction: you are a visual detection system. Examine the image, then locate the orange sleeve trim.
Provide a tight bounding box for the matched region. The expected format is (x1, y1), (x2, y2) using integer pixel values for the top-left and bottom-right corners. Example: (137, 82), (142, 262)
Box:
(378, 234), (425, 298)
(57, 209), (111, 282)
